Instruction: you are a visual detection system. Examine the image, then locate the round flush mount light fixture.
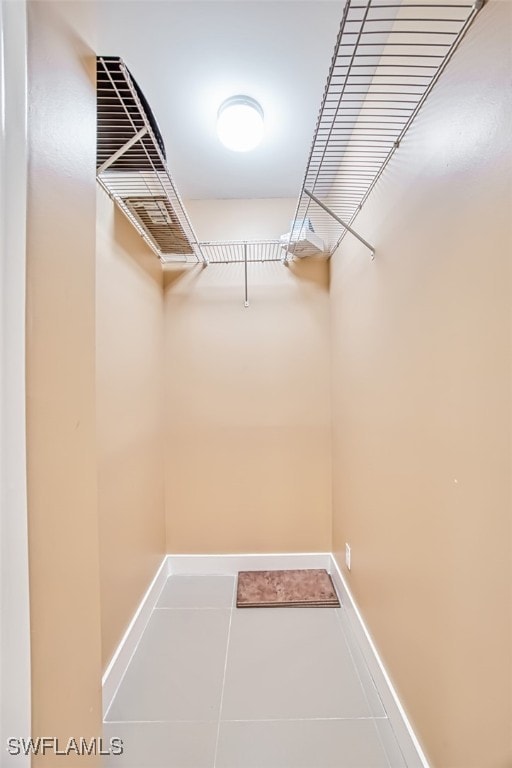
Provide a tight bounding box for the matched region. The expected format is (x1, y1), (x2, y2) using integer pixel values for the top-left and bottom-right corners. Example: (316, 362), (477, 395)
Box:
(217, 96), (264, 152)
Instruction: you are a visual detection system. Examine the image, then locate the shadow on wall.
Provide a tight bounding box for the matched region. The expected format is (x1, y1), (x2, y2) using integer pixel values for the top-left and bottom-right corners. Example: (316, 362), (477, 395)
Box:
(163, 262), (204, 291)
(40, 0), (96, 83)
(288, 257), (330, 290)
(107, 196), (162, 284)
(163, 257), (330, 296)
(112, 199), (150, 260)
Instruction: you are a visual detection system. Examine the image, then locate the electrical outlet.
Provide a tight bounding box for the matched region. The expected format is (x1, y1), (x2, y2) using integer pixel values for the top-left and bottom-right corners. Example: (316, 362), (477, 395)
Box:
(345, 543), (351, 571)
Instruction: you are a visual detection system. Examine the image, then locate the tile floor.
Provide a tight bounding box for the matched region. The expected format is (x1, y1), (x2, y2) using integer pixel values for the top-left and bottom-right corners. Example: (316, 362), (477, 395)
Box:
(103, 573), (407, 768)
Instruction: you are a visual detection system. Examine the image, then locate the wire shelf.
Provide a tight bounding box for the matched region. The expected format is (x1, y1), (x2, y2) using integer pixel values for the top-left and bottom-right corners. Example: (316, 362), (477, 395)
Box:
(193, 240), (285, 265)
(182, 241), (288, 307)
(287, 0), (484, 258)
(96, 56), (205, 264)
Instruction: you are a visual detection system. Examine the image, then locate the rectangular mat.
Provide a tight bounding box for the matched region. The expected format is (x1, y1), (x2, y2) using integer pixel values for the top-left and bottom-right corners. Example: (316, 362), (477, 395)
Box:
(236, 568), (340, 608)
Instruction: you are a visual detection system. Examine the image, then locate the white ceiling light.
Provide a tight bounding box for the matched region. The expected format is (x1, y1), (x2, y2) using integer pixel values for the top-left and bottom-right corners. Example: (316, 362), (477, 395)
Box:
(217, 96), (264, 152)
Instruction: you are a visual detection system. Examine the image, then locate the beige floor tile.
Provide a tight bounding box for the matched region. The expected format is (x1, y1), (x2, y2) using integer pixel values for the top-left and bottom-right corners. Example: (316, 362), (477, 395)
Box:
(106, 609), (230, 722)
(157, 574), (235, 609)
(221, 608), (372, 720)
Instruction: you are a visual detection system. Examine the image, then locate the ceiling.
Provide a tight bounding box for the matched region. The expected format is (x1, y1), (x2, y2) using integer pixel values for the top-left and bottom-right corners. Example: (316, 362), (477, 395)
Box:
(97, 1), (343, 200)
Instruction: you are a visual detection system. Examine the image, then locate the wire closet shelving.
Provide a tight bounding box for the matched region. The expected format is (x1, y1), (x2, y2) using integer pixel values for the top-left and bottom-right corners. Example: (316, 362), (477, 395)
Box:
(286, 0), (484, 260)
(198, 240), (283, 264)
(95, 0), (485, 302)
(198, 241), (284, 306)
(96, 56), (206, 265)
(96, 59), (290, 270)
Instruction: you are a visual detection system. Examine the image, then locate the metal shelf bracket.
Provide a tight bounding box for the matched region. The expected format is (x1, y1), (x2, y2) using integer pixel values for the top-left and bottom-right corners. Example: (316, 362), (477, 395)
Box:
(304, 189), (375, 259)
(97, 127), (148, 175)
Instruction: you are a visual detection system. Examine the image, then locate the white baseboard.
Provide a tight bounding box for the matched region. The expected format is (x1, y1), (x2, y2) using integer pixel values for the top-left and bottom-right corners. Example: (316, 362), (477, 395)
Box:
(328, 554), (430, 768)
(167, 551), (331, 575)
(102, 550), (430, 768)
(102, 556), (168, 718)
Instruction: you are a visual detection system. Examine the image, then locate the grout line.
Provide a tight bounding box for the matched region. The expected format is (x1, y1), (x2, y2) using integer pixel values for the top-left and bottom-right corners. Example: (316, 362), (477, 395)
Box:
(212, 577), (237, 768)
(104, 719), (218, 725)
(333, 608), (393, 768)
(334, 607), (387, 715)
(104, 716), (390, 725)
(154, 606), (342, 611)
(221, 716), (389, 723)
(153, 606), (232, 611)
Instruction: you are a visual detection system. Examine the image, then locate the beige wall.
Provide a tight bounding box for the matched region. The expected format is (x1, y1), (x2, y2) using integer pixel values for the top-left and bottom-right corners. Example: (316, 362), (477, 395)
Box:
(163, 216), (332, 552)
(329, 3), (512, 767)
(186, 197), (296, 241)
(26, 3), (168, 756)
(25, 2), (511, 765)
(96, 189), (166, 671)
(26, 1), (102, 763)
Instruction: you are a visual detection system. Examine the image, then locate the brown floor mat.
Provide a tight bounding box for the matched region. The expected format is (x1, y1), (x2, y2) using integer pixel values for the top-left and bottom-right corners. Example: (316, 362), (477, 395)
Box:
(236, 568), (340, 608)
